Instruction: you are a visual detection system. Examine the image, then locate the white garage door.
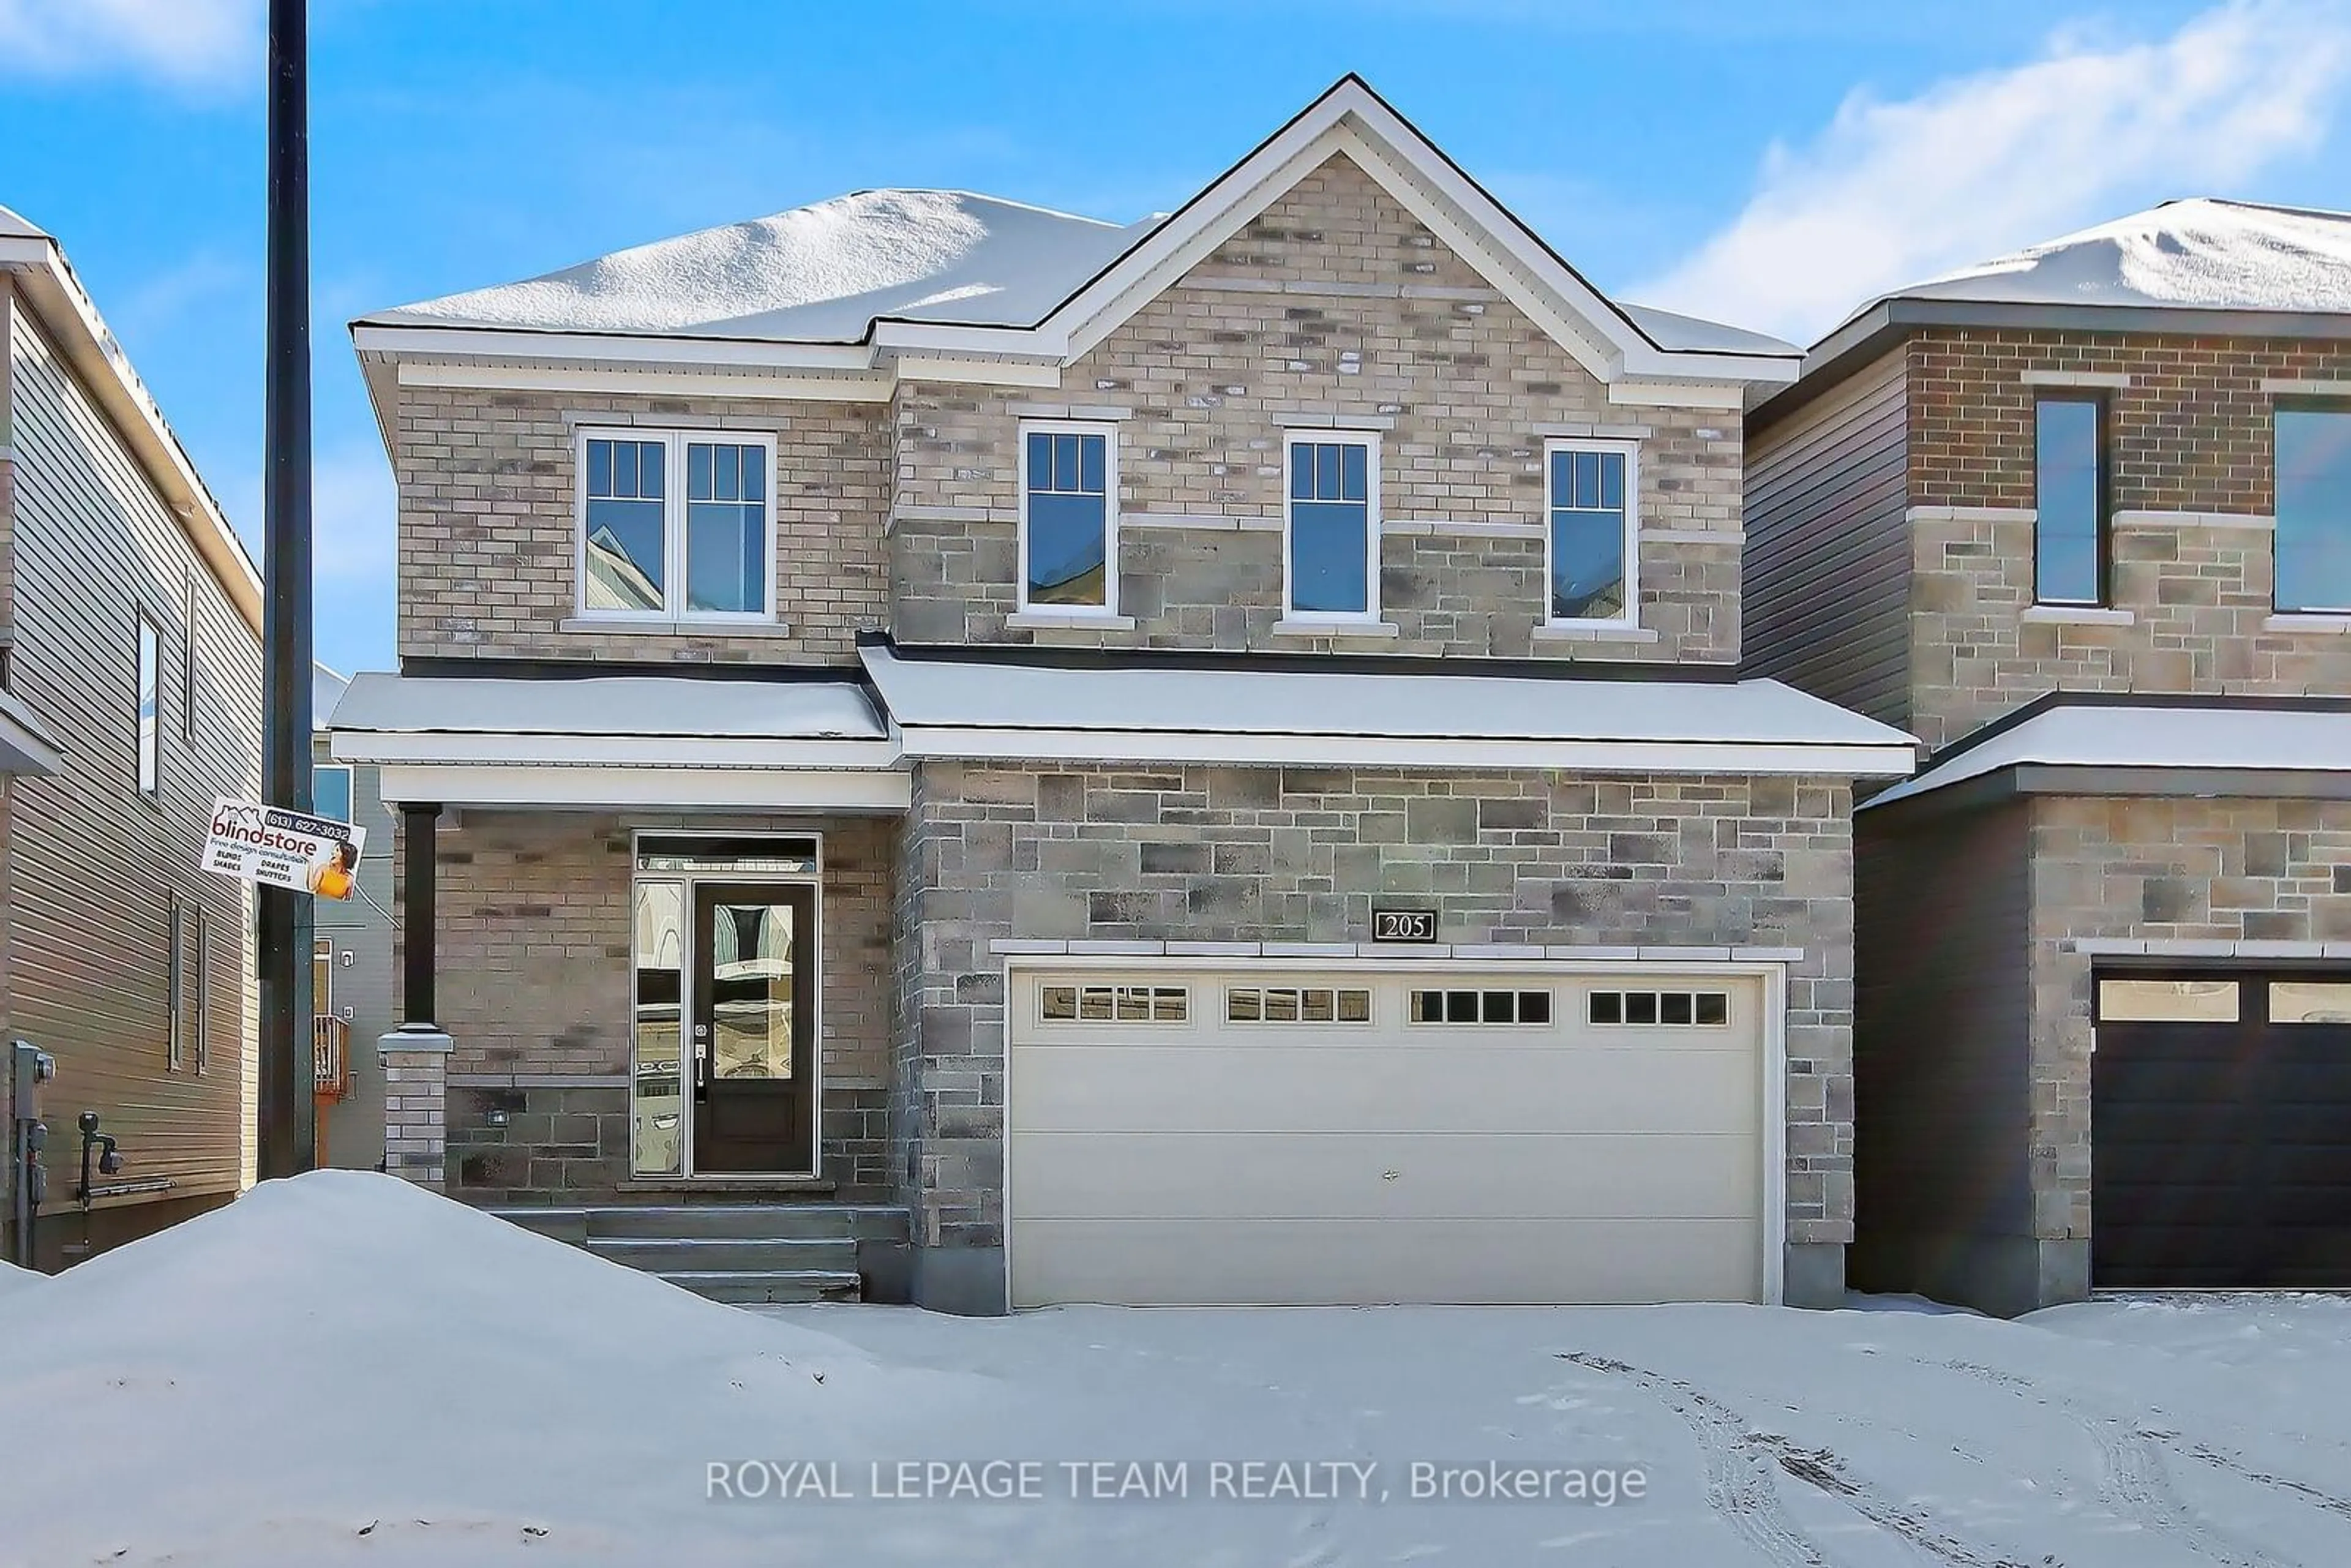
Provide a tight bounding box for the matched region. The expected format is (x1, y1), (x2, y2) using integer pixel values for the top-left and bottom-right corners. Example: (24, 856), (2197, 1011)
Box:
(1007, 967), (1770, 1308)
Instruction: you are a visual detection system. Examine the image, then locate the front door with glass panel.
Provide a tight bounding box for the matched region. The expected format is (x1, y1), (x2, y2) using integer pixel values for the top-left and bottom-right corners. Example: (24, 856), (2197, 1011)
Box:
(689, 882), (816, 1174)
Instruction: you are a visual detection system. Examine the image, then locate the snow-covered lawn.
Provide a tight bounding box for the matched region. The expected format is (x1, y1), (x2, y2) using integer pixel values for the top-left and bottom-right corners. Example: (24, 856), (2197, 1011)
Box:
(4, 1173), (2349, 1566)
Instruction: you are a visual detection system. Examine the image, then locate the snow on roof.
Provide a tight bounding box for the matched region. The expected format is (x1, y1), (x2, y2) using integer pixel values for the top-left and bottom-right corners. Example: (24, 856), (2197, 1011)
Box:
(364, 180), (1784, 358)
(863, 645), (1913, 757)
(0, 203), (48, 241)
(331, 670), (886, 741)
(1870, 198), (2351, 318)
(0, 1257), (39, 1293)
(0, 1171), (984, 1561)
(366, 189), (1158, 342)
(1864, 701), (2351, 809)
(1619, 302), (1798, 358)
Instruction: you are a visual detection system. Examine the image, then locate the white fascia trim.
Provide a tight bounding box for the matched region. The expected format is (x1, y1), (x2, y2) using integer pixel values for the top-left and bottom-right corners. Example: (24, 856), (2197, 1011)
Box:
(1607, 378), (1754, 410)
(394, 359), (894, 403)
(893, 724), (1916, 777)
(334, 730), (900, 770)
(375, 762), (912, 812)
(2, 241), (263, 631)
(884, 351), (1065, 388)
(351, 323), (879, 372)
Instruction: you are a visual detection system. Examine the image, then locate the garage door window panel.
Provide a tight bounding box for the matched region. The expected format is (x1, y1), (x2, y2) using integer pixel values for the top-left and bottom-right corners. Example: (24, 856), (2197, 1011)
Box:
(1227, 986), (1371, 1024)
(1041, 984), (1188, 1024)
(1408, 988), (1553, 1024)
(1589, 990), (1730, 1027)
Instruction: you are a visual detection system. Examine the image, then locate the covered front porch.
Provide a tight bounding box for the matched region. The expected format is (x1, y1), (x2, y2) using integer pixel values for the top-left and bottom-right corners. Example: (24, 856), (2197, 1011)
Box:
(328, 670), (910, 1210)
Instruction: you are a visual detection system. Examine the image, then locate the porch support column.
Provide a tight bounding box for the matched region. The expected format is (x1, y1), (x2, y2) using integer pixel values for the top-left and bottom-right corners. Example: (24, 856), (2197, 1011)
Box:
(380, 800), (451, 1189)
(399, 801), (440, 1029)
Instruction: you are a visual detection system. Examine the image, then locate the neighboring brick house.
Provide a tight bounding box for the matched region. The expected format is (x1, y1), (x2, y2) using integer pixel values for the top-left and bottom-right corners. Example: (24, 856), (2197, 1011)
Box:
(334, 77), (1911, 1314)
(1747, 198), (2351, 1315)
(0, 206), (264, 1270)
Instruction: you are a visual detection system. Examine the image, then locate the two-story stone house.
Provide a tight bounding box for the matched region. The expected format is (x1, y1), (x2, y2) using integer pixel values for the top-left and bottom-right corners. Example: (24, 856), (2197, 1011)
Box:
(1748, 198), (2351, 1315)
(332, 78), (1912, 1314)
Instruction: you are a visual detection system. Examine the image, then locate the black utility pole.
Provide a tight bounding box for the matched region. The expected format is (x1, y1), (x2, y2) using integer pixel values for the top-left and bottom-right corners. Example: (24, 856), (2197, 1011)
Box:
(258, 0), (316, 1179)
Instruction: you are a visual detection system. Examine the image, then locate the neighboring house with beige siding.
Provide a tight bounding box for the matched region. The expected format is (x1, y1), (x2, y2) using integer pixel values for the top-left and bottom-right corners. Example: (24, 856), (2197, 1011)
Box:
(1747, 198), (2351, 1316)
(0, 204), (263, 1271)
(334, 78), (1913, 1314)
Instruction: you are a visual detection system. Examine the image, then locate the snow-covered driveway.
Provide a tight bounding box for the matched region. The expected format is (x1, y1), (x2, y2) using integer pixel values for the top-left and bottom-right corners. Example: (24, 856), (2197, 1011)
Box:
(4, 1174), (2350, 1566)
(759, 1293), (2351, 1566)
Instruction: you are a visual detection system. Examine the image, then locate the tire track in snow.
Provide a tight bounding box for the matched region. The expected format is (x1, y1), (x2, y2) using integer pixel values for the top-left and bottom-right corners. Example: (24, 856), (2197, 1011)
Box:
(1559, 1352), (2029, 1568)
(1931, 1357), (2297, 1568)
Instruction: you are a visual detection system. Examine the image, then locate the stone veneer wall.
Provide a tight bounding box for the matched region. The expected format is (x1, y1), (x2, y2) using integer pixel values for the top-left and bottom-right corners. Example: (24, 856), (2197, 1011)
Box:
(392, 387), (888, 664)
(893, 762), (1857, 1277)
(1904, 328), (2351, 749)
(2026, 795), (2351, 1266)
(891, 152), (1743, 663)
(396, 811), (896, 1202)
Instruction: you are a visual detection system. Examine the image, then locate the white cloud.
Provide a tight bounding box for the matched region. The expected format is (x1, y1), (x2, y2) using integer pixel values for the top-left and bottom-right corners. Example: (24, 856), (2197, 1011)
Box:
(1636, 0), (2351, 343)
(0, 0), (261, 88)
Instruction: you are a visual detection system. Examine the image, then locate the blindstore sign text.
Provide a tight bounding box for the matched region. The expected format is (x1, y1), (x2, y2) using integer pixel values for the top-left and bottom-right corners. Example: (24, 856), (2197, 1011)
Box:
(203, 796), (365, 900)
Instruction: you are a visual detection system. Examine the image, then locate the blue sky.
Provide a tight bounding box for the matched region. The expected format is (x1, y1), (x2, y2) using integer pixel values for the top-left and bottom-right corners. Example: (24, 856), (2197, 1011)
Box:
(2, 0), (2347, 677)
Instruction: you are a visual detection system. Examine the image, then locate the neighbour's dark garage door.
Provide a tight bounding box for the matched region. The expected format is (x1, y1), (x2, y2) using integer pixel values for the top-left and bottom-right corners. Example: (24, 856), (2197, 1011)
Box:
(2095, 973), (2351, 1288)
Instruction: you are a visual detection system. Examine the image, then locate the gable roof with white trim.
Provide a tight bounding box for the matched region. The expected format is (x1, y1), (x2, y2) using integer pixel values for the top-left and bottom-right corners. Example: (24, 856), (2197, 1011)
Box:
(353, 77), (1796, 405)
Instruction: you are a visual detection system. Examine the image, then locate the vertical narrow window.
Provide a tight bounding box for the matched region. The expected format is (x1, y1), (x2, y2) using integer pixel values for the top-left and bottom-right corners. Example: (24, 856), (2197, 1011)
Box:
(1286, 434), (1376, 618)
(136, 612), (160, 798)
(684, 440), (769, 615)
(313, 763), (353, 825)
(582, 435), (669, 613)
(1546, 441), (1635, 623)
(192, 906), (209, 1075)
(1021, 426), (1115, 611)
(181, 569), (198, 741)
(2034, 397), (2106, 606)
(2275, 402), (2351, 613)
(166, 891), (186, 1072)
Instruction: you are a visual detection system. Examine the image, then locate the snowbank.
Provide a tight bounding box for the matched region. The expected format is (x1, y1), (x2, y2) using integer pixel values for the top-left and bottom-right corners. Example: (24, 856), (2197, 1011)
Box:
(0, 1171), (998, 1566)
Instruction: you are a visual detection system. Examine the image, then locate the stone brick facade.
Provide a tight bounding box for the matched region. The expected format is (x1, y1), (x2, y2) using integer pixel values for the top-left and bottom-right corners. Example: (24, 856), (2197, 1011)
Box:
(392, 388), (888, 664)
(892, 762), (1857, 1264)
(1905, 328), (2351, 747)
(2026, 796), (2351, 1242)
(402, 811), (896, 1201)
(890, 154), (1742, 663)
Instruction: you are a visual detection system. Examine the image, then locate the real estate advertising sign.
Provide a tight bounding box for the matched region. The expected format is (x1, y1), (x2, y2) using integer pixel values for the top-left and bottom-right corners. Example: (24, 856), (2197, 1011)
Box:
(204, 796), (365, 900)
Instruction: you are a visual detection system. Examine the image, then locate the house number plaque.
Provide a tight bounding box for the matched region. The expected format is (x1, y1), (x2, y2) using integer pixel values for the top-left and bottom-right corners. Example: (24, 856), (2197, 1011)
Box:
(1370, 907), (1439, 943)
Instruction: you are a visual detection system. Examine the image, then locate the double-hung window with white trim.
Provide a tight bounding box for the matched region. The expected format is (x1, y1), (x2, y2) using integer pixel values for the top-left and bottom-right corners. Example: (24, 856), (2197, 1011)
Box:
(1544, 438), (1637, 626)
(1019, 422), (1119, 613)
(1284, 431), (1380, 620)
(576, 428), (776, 623)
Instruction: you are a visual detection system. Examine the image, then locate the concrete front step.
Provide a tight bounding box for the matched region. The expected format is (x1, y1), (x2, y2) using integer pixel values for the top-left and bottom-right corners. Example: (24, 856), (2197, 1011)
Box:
(498, 1203), (909, 1245)
(487, 1201), (910, 1305)
(586, 1236), (857, 1274)
(658, 1269), (862, 1305)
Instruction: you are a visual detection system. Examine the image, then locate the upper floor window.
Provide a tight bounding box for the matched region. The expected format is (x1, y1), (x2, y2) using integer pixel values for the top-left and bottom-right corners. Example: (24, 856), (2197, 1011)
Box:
(1286, 433), (1378, 620)
(577, 429), (774, 621)
(136, 612), (160, 798)
(1546, 441), (1636, 624)
(2275, 402), (2351, 614)
(2034, 396), (2107, 606)
(314, 763), (354, 824)
(1020, 424), (1116, 613)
